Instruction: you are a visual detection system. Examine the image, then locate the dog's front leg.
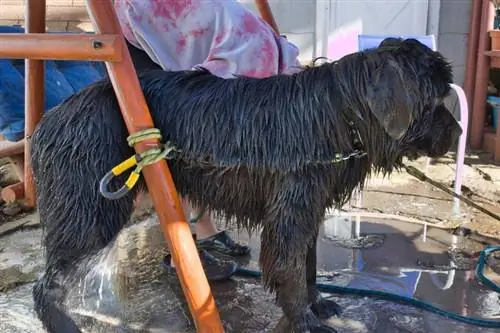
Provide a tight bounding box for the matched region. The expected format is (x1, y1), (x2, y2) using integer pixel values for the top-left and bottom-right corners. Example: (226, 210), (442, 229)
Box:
(260, 221), (337, 333)
(307, 232), (342, 320)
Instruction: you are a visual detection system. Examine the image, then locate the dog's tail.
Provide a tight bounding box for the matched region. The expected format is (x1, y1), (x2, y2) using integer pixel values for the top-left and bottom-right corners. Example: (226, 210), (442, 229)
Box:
(33, 268), (82, 333)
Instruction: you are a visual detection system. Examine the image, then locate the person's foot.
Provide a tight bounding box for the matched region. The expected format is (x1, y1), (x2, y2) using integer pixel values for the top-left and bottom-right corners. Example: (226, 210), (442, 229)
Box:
(196, 231), (251, 257)
(163, 250), (238, 282)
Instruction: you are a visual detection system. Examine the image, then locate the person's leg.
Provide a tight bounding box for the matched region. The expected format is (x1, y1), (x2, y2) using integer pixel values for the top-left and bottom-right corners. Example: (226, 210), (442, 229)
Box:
(190, 205), (251, 257)
(193, 212), (218, 239)
(166, 198), (238, 281)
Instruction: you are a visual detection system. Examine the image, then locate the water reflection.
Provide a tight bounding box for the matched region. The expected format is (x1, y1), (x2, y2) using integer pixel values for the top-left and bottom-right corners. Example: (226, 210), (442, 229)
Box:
(321, 212), (500, 323)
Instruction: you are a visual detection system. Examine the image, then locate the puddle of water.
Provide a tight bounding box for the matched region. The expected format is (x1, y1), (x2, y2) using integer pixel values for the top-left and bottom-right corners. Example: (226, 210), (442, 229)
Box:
(230, 214), (500, 332)
(1, 214), (500, 333)
(317, 215), (500, 322)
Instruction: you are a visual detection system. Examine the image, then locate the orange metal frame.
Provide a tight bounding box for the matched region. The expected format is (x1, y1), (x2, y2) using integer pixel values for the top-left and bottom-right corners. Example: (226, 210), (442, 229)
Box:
(0, 0), (279, 331)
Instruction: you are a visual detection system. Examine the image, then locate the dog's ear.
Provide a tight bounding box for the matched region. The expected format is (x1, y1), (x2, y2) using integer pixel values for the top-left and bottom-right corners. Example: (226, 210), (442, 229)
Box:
(366, 58), (414, 140)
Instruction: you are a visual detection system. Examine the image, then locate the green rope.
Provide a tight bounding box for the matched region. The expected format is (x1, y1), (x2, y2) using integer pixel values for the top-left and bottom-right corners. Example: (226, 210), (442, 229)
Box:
(99, 128), (178, 200)
(127, 128), (178, 175)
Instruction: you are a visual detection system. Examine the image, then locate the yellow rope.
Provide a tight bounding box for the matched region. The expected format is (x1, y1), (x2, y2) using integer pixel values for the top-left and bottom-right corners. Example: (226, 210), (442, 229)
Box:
(100, 128), (177, 199)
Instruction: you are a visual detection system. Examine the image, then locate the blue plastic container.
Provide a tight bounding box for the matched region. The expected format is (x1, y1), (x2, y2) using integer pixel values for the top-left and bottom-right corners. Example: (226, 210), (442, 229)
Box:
(487, 96), (500, 130)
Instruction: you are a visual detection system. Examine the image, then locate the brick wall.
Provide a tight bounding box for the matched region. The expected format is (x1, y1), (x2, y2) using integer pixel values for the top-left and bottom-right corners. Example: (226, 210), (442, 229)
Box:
(0, 0), (93, 32)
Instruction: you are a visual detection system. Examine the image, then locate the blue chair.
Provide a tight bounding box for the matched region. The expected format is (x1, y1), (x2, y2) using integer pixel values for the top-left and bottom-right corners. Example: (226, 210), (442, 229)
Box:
(356, 34), (469, 216)
(358, 34), (437, 51)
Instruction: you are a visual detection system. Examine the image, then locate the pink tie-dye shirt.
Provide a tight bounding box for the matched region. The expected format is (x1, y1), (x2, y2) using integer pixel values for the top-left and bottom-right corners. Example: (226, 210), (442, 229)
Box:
(113, 0), (302, 78)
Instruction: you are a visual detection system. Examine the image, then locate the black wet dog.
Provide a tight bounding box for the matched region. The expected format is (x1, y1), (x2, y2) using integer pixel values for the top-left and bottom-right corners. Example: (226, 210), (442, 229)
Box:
(31, 38), (461, 333)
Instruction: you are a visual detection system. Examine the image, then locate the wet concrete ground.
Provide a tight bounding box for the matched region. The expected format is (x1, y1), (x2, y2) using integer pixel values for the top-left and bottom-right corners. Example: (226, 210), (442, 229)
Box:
(359, 153), (500, 238)
(1, 154), (500, 332)
(1, 213), (500, 332)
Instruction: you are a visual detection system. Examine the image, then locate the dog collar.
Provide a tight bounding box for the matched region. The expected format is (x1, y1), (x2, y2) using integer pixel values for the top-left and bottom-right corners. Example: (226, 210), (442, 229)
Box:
(324, 121), (366, 164)
(348, 120), (364, 151)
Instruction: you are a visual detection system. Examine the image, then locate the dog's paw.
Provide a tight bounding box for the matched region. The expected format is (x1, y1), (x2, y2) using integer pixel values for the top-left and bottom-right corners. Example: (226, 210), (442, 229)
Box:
(311, 298), (342, 320)
(310, 324), (338, 333)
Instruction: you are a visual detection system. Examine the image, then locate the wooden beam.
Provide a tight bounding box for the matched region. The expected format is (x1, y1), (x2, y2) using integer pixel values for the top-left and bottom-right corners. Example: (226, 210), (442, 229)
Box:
(470, 0), (494, 149)
(24, 0), (46, 208)
(85, 1), (224, 332)
(1, 182), (25, 203)
(0, 34), (121, 61)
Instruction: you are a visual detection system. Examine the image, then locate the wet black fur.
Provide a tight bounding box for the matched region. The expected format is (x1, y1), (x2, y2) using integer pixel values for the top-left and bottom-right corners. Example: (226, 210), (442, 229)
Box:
(31, 38), (461, 333)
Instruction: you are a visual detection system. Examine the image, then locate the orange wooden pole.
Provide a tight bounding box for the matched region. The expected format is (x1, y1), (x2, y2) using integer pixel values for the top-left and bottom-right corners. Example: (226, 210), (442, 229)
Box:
(0, 34), (121, 61)
(254, 0), (280, 35)
(24, 0), (46, 208)
(84, 1), (224, 332)
(470, 0), (493, 149)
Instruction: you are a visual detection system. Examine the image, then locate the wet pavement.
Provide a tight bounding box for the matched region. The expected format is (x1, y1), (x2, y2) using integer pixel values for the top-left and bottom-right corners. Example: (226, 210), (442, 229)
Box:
(358, 153), (500, 238)
(1, 211), (500, 333)
(1, 153), (500, 332)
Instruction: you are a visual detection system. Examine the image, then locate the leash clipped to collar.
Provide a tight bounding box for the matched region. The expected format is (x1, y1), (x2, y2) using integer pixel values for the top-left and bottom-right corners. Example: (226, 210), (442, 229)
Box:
(330, 150), (367, 163)
(330, 120), (367, 163)
(99, 128), (178, 200)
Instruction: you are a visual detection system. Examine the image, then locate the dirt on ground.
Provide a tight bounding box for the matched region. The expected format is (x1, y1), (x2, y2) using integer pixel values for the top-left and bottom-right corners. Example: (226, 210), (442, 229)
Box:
(359, 151), (500, 238)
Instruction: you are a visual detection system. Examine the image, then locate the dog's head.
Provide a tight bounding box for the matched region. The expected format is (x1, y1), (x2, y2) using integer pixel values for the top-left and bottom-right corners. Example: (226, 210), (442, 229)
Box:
(358, 38), (462, 161)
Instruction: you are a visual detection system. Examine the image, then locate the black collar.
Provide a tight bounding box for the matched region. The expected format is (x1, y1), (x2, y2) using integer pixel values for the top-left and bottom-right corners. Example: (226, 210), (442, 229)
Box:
(348, 120), (365, 152)
(330, 120), (366, 163)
